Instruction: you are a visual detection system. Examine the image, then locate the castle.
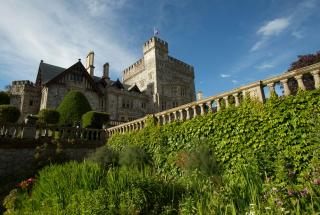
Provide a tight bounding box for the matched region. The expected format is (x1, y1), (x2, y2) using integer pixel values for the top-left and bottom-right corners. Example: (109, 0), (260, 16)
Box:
(10, 37), (196, 122)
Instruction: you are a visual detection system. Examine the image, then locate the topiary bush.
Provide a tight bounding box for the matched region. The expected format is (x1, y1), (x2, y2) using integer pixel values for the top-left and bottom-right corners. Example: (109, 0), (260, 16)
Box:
(56, 90), (91, 127)
(0, 91), (10, 105)
(0, 105), (20, 123)
(82, 111), (109, 129)
(38, 109), (60, 125)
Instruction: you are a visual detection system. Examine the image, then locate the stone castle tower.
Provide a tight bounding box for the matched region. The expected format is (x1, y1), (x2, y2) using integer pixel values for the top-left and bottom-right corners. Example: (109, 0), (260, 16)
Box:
(122, 37), (195, 112)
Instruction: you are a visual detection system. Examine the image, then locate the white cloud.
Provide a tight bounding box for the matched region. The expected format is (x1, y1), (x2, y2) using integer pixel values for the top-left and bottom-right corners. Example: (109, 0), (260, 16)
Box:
(0, 0), (137, 83)
(256, 63), (274, 70)
(220, 73), (231, 78)
(231, 80), (238, 84)
(250, 40), (266, 52)
(291, 31), (303, 39)
(257, 17), (290, 37)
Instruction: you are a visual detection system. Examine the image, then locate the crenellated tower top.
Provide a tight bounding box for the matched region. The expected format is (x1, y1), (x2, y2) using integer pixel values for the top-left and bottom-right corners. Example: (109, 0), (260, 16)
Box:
(143, 37), (168, 54)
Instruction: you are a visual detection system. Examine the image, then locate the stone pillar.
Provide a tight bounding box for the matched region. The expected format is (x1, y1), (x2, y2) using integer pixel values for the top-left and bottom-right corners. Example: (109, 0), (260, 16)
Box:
(267, 83), (276, 95)
(185, 108), (190, 120)
(162, 115), (166, 125)
(192, 106), (197, 117)
(216, 99), (221, 111)
(179, 110), (184, 121)
(233, 93), (240, 107)
(199, 103), (205, 115)
(295, 75), (306, 90)
(223, 96), (229, 108)
(206, 101), (212, 113)
(173, 112), (177, 121)
(168, 114), (171, 123)
(311, 70), (320, 89)
(280, 79), (291, 96)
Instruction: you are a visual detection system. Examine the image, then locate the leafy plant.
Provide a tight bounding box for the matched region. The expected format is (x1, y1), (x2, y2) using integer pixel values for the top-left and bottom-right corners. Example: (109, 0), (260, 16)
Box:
(0, 105), (20, 123)
(38, 109), (60, 125)
(0, 92), (10, 105)
(56, 90), (91, 127)
(82, 111), (109, 129)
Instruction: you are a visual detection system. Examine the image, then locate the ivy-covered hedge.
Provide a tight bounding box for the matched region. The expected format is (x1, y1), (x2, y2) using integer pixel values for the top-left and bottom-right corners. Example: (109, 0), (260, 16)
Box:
(56, 90), (91, 127)
(82, 111), (109, 129)
(0, 105), (20, 123)
(108, 89), (320, 180)
(38, 109), (60, 125)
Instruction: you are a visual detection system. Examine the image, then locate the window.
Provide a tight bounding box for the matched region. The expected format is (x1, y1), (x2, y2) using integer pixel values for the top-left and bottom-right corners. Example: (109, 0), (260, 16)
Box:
(29, 100), (33, 106)
(181, 87), (186, 97)
(161, 101), (167, 110)
(141, 102), (146, 109)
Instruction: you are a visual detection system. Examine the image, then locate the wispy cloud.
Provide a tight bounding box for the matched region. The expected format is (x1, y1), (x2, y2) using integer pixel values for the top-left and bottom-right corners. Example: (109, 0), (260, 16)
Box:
(0, 0), (137, 83)
(291, 31), (303, 39)
(257, 17), (290, 37)
(220, 73), (231, 78)
(251, 17), (290, 52)
(256, 63), (274, 70)
(231, 80), (238, 84)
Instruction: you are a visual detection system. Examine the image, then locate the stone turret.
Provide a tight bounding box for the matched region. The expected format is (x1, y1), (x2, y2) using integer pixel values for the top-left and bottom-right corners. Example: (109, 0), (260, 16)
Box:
(103, 63), (109, 79)
(85, 51), (95, 76)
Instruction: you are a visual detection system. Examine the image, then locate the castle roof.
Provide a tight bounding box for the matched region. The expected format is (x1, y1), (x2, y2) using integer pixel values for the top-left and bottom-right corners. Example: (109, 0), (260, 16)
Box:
(38, 62), (66, 84)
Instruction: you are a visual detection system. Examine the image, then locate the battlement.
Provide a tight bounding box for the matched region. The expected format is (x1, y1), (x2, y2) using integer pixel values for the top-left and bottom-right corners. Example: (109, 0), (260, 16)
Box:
(122, 58), (145, 80)
(143, 37), (168, 54)
(12, 80), (35, 86)
(168, 56), (194, 71)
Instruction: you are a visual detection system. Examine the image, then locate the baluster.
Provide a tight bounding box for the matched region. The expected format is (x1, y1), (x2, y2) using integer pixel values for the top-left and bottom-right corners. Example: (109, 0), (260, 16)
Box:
(295, 75), (306, 90)
(280, 79), (291, 96)
(311, 70), (320, 89)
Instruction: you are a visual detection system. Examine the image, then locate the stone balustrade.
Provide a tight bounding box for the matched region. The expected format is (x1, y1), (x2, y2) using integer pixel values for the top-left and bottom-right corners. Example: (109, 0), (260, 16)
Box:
(106, 62), (320, 137)
(0, 123), (105, 143)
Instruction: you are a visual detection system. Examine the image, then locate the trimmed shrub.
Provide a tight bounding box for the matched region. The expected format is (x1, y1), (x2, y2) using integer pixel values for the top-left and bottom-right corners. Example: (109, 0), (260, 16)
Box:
(0, 105), (20, 123)
(56, 90), (91, 126)
(82, 111), (109, 129)
(38, 109), (60, 125)
(0, 91), (10, 105)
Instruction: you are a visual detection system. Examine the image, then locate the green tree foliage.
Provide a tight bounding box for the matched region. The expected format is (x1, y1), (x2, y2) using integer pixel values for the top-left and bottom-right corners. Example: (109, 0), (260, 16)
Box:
(0, 105), (20, 123)
(82, 111), (109, 129)
(38, 109), (60, 125)
(56, 90), (91, 126)
(0, 91), (10, 105)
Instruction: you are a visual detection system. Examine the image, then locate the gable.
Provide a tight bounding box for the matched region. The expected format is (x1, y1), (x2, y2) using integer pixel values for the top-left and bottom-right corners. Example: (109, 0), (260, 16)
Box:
(44, 61), (103, 96)
(36, 61), (65, 86)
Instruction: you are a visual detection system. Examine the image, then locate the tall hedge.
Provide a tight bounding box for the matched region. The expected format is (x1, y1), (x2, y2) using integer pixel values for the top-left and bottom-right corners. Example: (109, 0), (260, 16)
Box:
(38, 109), (60, 125)
(0, 91), (10, 105)
(108, 89), (320, 180)
(0, 105), (20, 123)
(56, 90), (91, 126)
(82, 111), (109, 129)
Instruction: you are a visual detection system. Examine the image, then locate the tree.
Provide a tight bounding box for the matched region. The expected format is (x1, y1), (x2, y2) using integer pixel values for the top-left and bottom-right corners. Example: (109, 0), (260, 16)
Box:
(288, 51), (320, 71)
(38, 109), (60, 125)
(0, 105), (20, 123)
(82, 111), (109, 129)
(56, 90), (91, 127)
(0, 91), (10, 105)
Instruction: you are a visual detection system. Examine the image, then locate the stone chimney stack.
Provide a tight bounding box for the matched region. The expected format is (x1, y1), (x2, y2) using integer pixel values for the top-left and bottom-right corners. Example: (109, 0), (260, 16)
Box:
(86, 51), (95, 76)
(197, 91), (203, 101)
(103, 63), (109, 79)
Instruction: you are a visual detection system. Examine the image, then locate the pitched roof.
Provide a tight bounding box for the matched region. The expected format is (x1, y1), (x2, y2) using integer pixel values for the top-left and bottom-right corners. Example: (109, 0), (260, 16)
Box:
(128, 84), (141, 93)
(38, 62), (66, 84)
(111, 79), (124, 89)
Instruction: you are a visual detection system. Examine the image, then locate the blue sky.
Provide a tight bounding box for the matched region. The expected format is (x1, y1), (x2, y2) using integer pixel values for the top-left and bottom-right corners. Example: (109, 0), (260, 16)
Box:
(0, 0), (319, 97)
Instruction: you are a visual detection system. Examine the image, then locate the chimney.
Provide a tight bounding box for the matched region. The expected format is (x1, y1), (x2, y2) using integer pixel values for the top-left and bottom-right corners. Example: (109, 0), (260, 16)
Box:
(103, 63), (109, 79)
(85, 51), (95, 76)
(197, 91), (203, 101)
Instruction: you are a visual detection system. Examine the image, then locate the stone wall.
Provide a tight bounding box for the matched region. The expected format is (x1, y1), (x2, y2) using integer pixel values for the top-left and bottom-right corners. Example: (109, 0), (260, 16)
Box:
(0, 141), (98, 180)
